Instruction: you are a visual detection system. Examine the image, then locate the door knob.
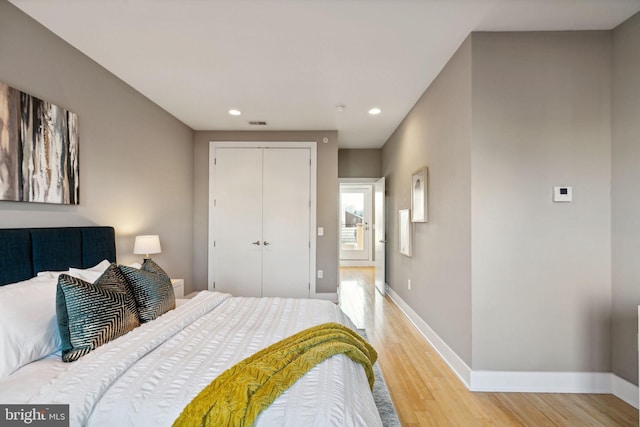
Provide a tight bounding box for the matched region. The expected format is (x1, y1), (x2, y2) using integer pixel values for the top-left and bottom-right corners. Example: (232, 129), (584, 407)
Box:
(252, 241), (261, 245)
(263, 241), (270, 246)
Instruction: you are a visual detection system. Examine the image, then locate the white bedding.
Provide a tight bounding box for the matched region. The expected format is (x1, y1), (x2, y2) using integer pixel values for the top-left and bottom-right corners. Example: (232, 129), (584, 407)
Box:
(0, 292), (381, 427)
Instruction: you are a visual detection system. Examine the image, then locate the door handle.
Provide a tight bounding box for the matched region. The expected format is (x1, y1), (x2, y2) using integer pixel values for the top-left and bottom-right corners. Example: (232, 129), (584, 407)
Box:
(252, 241), (261, 245)
(379, 240), (388, 243)
(263, 241), (270, 246)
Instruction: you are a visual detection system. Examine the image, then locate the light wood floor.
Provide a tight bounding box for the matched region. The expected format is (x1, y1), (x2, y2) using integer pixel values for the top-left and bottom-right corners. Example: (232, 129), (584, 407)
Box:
(338, 267), (638, 427)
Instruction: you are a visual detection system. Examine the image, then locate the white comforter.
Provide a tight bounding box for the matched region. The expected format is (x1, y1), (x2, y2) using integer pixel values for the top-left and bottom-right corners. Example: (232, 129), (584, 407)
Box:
(0, 292), (381, 427)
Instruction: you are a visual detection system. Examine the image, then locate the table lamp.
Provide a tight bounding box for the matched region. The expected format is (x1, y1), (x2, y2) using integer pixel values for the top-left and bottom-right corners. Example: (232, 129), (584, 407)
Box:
(133, 235), (162, 260)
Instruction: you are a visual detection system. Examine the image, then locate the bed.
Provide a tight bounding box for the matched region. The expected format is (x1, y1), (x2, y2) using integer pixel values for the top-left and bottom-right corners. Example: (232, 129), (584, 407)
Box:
(0, 227), (382, 426)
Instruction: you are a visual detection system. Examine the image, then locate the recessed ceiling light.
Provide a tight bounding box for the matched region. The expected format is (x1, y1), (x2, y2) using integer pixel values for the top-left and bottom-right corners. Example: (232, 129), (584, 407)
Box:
(228, 109), (241, 116)
(368, 107), (382, 115)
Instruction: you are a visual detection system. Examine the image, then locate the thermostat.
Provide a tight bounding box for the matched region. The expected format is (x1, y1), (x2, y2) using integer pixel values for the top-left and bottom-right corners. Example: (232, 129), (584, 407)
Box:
(553, 186), (572, 202)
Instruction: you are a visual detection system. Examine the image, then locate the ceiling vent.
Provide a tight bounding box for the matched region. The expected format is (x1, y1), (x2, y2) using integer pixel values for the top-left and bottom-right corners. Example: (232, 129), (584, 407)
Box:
(249, 121), (268, 126)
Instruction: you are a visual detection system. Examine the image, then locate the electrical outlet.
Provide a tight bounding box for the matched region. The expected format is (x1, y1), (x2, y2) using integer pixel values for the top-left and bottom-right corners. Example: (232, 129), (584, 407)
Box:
(317, 270), (323, 279)
(408, 279), (411, 290)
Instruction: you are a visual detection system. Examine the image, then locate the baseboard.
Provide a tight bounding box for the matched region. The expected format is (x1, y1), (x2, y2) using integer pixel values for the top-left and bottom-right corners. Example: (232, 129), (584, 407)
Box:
(386, 286), (640, 408)
(386, 286), (472, 387)
(612, 374), (639, 409)
(469, 370), (611, 393)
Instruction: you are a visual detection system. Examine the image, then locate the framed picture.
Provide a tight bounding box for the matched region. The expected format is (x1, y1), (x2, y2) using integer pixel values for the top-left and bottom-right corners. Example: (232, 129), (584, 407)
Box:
(399, 209), (412, 257)
(411, 167), (427, 222)
(0, 81), (79, 205)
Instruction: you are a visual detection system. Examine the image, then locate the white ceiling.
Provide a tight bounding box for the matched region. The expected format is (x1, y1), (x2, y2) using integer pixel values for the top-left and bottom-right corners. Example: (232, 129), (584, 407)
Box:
(9, 0), (640, 148)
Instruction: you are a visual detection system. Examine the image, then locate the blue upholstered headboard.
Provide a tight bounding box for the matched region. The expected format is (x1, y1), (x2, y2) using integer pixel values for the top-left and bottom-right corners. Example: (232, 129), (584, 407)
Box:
(0, 226), (116, 286)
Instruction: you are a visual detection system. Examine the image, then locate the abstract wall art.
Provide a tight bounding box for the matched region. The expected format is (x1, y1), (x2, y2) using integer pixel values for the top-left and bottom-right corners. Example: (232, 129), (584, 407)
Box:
(0, 81), (79, 205)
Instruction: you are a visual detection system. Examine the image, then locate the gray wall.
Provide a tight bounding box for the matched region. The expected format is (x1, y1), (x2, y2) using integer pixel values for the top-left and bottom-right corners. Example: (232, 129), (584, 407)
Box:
(382, 37), (473, 364)
(382, 31), (615, 374)
(612, 12), (640, 385)
(0, 2), (195, 289)
(471, 32), (612, 371)
(338, 149), (382, 178)
(193, 131), (338, 293)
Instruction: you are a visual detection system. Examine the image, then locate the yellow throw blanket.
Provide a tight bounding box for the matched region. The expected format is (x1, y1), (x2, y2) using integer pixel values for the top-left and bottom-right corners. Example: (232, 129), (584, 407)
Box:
(173, 322), (377, 427)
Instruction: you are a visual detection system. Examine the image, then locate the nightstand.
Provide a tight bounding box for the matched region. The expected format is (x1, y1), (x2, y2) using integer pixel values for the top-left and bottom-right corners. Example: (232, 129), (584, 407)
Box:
(171, 279), (185, 298)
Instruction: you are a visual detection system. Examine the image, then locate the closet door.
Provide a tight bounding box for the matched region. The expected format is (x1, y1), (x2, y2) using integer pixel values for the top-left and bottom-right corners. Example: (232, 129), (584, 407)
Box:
(262, 148), (310, 298)
(211, 146), (312, 298)
(213, 148), (263, 297)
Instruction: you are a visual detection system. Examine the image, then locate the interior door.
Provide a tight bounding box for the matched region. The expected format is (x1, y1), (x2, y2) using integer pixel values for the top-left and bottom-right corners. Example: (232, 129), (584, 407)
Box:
(212, 146), (311, 298)
(339, 185), (372, 261)
(374, 177), (386, 295)
(262, 148), (310, 298)
(212, 148), (263, 297)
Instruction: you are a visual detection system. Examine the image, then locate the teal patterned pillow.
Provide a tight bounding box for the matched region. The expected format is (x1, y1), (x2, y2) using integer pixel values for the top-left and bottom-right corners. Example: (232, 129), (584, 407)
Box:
(141, 258), (170, 279)
(56, 264), (140, 363)
(119, 261), (175, 323)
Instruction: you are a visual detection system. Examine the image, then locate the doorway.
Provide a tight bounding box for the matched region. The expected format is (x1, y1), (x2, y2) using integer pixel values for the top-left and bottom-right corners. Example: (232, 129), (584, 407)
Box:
(338, 178), (386, 292)
(339, 184), (372, 264)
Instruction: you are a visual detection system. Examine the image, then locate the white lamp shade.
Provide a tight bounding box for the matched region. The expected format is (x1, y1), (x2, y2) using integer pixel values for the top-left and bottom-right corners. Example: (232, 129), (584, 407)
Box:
(133, 235), (162, 256)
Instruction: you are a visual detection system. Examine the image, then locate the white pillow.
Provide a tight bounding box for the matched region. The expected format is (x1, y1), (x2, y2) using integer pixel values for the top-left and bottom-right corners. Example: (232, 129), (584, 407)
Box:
(0, 275), (61, 379)
(36, 271), (66, 279)
(36, 260), (111, 280)
(80, 259), (111, 273)
(67, 260), (112, 283)
(66, 269), (102, 283)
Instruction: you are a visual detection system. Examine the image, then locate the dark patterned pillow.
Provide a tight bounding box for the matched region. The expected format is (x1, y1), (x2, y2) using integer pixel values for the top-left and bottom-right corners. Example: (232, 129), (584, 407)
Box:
(56, 264), (140, 363)
(119, 261), (175, 323)
(141, 258), (170, 279)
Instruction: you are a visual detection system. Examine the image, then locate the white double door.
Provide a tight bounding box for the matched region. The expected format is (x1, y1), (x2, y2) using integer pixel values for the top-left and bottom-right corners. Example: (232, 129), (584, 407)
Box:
(211, 146), (311, 298)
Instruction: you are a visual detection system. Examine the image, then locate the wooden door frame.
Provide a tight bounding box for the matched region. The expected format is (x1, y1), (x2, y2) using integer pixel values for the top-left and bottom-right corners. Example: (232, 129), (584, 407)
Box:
(208, 141), (318, 297)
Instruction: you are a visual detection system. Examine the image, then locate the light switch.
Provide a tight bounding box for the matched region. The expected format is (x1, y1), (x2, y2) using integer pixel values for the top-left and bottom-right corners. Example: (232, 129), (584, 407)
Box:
(553, 186), (572, 202)
(318, 227), (324, 236)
